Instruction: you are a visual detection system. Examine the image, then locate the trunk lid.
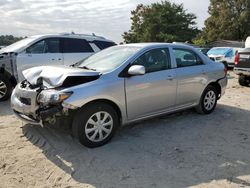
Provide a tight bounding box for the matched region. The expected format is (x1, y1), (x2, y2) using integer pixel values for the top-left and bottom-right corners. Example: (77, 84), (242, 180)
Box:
(235, 48), (250, 68)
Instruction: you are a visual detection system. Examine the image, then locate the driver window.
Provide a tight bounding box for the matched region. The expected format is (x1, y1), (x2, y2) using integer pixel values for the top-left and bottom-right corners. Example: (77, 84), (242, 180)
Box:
(26, 38), (60, 54)
(132, 48), (171, 73)
(26, 40), (46, 54)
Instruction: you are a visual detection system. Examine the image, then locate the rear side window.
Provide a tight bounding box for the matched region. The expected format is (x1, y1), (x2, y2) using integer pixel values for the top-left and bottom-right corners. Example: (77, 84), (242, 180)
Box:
(63, 38), (94, 53)
(173, 48), (203, 68)
(93, 40), (116, 50)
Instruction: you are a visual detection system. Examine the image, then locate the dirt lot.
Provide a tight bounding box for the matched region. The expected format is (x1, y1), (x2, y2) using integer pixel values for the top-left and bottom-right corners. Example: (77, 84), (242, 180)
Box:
(0, 71), (250, 188)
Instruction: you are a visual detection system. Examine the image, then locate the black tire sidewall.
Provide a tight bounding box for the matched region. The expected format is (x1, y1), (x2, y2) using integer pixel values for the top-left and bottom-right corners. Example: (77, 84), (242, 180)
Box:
(72, 102), (119, 148)
(0, 75), (12, 101)
(200, 86), (218, 114)
(239, 75), (248, 86)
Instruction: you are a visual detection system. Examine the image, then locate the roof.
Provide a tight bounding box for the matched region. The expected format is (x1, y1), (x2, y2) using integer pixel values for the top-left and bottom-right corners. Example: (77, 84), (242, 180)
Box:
(122, 42), (194, 49)
(208, 40), (245, 48)
(30, 33), (113, 42)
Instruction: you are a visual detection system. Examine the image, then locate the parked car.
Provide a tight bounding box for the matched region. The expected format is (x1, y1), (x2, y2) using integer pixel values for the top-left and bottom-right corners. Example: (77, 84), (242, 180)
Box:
(207, 47), (243, 68)
(0, 33), (116, 101)
(234, 49), (250, 87)
(11, 43), (227, 148)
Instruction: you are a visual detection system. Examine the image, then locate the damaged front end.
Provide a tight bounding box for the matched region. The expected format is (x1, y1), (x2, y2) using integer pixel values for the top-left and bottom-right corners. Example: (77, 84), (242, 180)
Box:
(11, 66), (101, 128)
(11, 80), (76, 127)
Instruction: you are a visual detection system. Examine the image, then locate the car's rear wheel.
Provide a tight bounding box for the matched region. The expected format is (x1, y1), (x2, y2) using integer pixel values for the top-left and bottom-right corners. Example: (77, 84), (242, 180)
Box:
(239, 75), (249, 86)
(195, 85), (218, 114)
(0, 75), (12, 102)
(72, 102), (119, 148)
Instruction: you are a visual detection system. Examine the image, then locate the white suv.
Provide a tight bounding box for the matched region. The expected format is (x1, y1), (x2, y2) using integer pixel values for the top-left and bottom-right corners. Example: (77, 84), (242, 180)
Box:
(0, 33), (116, 101)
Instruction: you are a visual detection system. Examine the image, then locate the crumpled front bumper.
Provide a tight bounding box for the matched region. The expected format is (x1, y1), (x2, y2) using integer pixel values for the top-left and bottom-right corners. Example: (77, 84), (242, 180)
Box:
(11, 84), (41, 124)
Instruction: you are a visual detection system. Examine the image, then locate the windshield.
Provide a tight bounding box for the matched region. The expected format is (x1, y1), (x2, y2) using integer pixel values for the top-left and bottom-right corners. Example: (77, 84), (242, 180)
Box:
(79, 46), (141, 73)
(0, 36), (38, 52)
(207, 48), (231, 56)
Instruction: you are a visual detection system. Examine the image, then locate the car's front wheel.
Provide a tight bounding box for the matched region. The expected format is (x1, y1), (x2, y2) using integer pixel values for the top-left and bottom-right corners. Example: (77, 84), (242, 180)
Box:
(72, 102), (119, 148)
(0, 75), (12, 102)
(195, 85), (218, 114)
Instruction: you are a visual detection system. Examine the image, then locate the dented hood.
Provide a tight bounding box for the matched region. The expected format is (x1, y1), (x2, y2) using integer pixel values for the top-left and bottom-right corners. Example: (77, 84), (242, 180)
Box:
(23, 65), (101, 87)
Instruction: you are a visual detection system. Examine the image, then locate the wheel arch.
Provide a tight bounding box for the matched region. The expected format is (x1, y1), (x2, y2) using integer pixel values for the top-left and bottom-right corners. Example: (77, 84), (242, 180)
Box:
(207, 81), (222, 99)
(0, 67), (17, 87)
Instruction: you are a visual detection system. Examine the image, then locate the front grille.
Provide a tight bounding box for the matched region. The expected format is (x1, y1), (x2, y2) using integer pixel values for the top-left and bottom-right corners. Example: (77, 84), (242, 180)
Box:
(210, 57), (215, 61)
(20, 97), (31, 105)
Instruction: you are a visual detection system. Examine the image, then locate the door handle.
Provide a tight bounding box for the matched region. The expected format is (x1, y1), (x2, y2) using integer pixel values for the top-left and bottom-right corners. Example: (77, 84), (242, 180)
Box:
(202, 70), (206, 75)
(58, 58), (62, 61)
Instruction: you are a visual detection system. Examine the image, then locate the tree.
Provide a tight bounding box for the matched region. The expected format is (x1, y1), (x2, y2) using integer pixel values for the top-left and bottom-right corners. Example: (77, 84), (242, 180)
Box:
(203, 0), (250, 42)
(0, 35), (25, 46)
(122, 1), (200, 43)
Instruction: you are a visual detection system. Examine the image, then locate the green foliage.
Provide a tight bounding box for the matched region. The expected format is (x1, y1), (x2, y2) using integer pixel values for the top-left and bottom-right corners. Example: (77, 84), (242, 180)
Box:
(122, 1), (200, 43)
(0, 35), (25, 46)
(203, 0), (250, 42)
(192, 34), (207, 47)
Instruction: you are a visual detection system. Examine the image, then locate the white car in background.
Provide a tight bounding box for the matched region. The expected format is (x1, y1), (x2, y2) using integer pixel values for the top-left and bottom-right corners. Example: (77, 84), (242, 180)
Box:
(0, 33), (116, 101)
(207, 47), (243, 68)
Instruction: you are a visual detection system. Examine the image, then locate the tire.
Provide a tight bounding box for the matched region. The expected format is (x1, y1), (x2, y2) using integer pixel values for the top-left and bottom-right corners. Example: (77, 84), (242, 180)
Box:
(72, 102), (119, 148)
(239, 75), (249, 86)
(0, 74), (12, 102)
(195, 85), (218, 114)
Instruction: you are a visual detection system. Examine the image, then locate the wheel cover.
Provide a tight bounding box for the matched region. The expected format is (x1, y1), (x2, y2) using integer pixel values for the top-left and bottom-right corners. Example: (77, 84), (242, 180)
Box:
(204, 90), (216, 111)
(85, 111), (113, 142)
(0, 80), (7, 99)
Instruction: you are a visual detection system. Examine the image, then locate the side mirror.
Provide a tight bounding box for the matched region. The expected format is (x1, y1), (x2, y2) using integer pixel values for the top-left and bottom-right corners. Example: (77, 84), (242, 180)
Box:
(128, 65), (145, 76)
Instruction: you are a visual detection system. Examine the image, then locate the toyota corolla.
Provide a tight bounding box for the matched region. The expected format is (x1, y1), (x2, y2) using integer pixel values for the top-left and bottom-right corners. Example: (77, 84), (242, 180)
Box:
(11, 43), (227, 147)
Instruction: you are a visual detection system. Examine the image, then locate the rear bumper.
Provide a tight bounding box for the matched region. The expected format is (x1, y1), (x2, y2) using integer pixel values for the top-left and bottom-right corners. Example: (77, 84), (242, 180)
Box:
(218, 76), (228, 97)
(234, 68), (250, 76)
(227, 62), (235, 67)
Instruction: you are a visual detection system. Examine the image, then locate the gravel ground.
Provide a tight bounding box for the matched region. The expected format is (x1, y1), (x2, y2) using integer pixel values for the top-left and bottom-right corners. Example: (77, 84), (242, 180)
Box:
(0, 71), (250, 188)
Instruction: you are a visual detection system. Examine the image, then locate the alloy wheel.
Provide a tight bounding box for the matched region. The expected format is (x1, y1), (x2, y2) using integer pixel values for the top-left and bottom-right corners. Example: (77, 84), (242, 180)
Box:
(204, 90), (216, 111)
(0, 80), (7, 99)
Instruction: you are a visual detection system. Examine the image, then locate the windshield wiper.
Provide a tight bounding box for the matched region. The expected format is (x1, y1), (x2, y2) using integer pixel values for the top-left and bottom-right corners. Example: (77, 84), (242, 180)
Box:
(80, 66), (96, 71)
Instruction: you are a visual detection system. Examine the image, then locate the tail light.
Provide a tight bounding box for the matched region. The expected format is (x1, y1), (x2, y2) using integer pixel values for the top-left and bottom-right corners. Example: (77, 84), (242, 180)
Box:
(234, 52), (239, 65)
(224, 65), (227, 76)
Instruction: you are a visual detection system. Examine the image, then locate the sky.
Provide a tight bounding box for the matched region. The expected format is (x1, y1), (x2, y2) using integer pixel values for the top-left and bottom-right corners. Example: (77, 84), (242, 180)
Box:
(0, 0), (210, 43)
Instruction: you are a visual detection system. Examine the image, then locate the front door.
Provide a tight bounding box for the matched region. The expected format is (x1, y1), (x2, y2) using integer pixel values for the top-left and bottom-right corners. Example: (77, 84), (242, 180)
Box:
(16, 38), (63, 81)
(125, 48), (177, 120)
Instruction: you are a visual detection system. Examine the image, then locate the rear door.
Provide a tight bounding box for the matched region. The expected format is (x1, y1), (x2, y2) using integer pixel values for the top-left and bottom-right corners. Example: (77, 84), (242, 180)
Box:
(125, 48), (177, 120)
(173, 48), (208, 107)
(16, 38), (63, 81)
(62, 38), (95, 66)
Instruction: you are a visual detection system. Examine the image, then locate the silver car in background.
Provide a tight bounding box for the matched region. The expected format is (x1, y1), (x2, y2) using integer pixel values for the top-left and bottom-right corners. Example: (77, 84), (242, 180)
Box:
(11, 43), (227, 147)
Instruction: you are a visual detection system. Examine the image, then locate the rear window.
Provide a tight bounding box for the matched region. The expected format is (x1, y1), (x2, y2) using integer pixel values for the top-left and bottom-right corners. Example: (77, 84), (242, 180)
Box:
(63, 38), (94, 53)
(93, 40), (116, 50)
(207, 48), (231, 56)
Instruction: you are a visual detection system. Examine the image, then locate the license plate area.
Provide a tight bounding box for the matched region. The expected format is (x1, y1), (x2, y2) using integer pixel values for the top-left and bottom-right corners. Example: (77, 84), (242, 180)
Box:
(240, 54), (250, 59)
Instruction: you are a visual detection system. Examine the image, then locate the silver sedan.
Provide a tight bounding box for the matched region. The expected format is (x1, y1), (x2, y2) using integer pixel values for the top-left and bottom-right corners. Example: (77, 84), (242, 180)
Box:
(11, 43), (228, 147)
